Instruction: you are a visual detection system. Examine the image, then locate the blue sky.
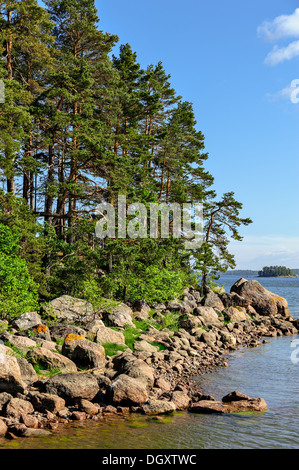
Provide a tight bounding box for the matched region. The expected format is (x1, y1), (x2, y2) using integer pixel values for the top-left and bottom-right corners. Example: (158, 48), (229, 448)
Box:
(96, 0), (299, 269)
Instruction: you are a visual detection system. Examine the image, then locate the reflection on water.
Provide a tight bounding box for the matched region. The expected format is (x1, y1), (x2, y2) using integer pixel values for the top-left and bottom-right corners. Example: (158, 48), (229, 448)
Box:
(1, 275), (298, 449)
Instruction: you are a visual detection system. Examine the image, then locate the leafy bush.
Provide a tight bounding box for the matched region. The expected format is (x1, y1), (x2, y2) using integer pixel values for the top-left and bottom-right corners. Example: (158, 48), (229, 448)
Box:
(0, 224), (39, 319)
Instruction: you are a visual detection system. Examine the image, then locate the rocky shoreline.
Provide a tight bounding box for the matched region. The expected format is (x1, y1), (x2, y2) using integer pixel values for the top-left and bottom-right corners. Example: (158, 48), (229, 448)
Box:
(0, 277), (298, 441)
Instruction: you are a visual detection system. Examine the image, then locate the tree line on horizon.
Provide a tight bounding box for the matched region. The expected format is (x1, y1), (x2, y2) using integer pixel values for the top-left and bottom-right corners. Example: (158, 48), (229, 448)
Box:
(0, 0), (252, 318)
(258, 266), (295, 278)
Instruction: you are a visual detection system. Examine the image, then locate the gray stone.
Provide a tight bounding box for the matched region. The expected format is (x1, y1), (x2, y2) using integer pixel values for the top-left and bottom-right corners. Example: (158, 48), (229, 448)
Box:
(110, 374), (148, 406)
(13, 312), (42, 331)
(142, 399), (176, 415)
(43, 373), (100, 403)
(27, 347), (77, 373)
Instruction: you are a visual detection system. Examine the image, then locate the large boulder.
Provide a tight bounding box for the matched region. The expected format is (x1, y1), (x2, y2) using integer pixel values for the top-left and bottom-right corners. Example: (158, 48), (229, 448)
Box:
(95, 325), (125, 346)
(5, 334), (37, 350)
(13, 311), (42, 331)
(4, 397), (34, 419)
(220, 292), (249, 309)
(30, 393), (66, 414)
(62, 338), (106, 369)
(0, 352), (27, 395)
(42, 373), (100, 403)
(27, 347), (77, 373)
(230, 279), (290, 317)
(202, 288), (225, 311)
(16, 357), (38, 385)
(106, 303), (134, 328)
(109, 374), (148, 406)
(44, 295), (98, 325)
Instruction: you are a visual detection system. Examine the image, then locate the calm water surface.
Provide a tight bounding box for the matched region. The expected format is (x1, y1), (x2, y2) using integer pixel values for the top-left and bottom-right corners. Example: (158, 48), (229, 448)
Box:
(1, 275), (298, 449)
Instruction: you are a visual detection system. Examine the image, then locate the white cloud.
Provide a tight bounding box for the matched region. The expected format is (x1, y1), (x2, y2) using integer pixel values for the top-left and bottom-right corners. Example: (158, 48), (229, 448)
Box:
(266, 79), (299, 103)
(228, 235), (299, 270)
(258, 8), (299, 41)
(266, 83), (294, 101)
(264, 40), (299, 65)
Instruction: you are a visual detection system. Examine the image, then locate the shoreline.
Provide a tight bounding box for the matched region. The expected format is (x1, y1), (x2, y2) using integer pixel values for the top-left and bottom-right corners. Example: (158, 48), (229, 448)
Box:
(0, 277), (298, 441)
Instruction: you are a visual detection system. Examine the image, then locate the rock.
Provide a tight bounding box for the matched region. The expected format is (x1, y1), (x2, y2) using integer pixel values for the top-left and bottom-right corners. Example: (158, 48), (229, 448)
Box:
(0, 392), (13, 412)
(151, 303), (166, 311)
(42, 373), (100, 403)
(8, 423), (51, 437)
(4, 397), (34, 419)
(220, 292), (249, 309)
(190, 392), (216, 402)
(154, 378), (171, 394)
(6, 335), (37, 349)
(133, 340), (158, 353)
(223, 306), (248, 323)
(193, 306), (222, 327)
(171, 391), (190, 410)
(30, 393), (66, 414)
(95, 325), (125, 346)
(70, 411), (86, 421)
(79, 399), (99, 416)
(91, 371), (111, 391)
(189, 400), (224, 414)
(85, 320), (105, 340)
(142, 399), (176, 415)
(231, 279), (290, 317)
(62, 338), (106, 369)
(31, 324), (51, 342)
(189, 392), (267, 414)
(222, 398), (268, 413)
(27, 347), (77, 373)
(113, 353), (155, 390)
(106, 303), (134, 328)
(20, 415), (39, 429)
(13, 312), (42, 331)
(109, 374), (148, 406)
(38, 340), (58, 351)
(179, 314), (203, 330)
(167, 301), (184, 312)
(44, 295), (98, 325)
(200, 330), (217, 347)
(16, 357), (38, 385)
(202, 288), (225, 311)
(133, 300), (151, 315)
(49, 324), (87, 342)
(0, 355), (27, 395)
(220, 330), (237, 346)
(0, 419), (8, 437)
(222, 390), (251, 402)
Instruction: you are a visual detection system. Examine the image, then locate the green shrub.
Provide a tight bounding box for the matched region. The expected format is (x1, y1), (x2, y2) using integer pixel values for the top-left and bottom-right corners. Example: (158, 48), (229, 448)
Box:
(0, 224), (39, 319)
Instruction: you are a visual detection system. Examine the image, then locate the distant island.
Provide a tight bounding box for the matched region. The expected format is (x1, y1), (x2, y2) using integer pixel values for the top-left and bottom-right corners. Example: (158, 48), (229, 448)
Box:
(258, 266), (296, 278)
(225, 267), (298, 278)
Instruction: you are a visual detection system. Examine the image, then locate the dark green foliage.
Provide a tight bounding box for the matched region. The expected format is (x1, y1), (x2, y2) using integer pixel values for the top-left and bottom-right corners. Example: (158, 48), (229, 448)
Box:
(0, 0), (251, 315)
(0, 224), (39, 318)
(258, 266), (294, 277)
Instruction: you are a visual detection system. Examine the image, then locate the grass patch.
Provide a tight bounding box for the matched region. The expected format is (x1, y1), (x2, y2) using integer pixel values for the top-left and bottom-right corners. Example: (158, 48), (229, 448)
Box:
(123, 326), (143, 350)
(149, 341), (166, 351)
(4, 341), (28, 358)
(103, 342), (127, 357)
(158, 312), (180, 332)
(32, 363), (62, 377)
